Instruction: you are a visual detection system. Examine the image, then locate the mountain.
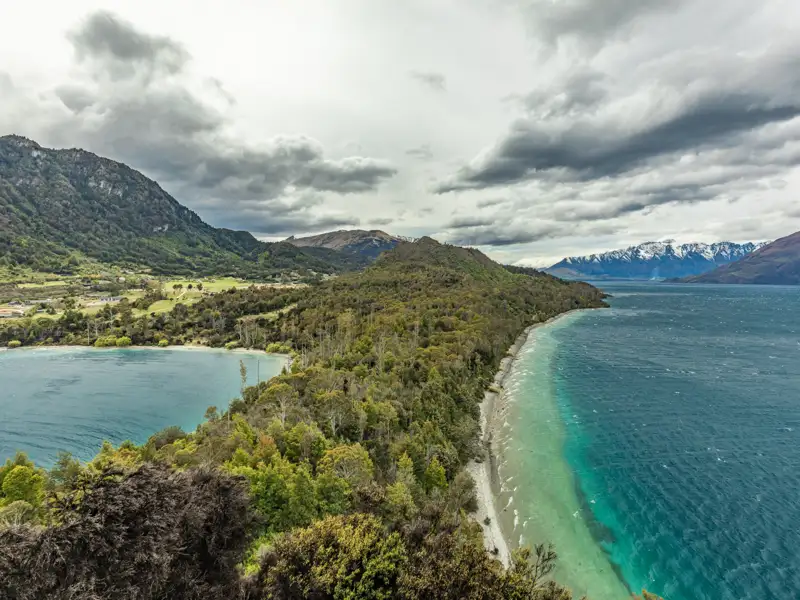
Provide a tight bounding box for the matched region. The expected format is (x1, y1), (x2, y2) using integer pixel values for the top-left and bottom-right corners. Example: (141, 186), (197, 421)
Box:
(0, 135), (362, 278)
(546, 240), (767, 280)
(682, 231), (800, 285)
(286, 229), (407, 261)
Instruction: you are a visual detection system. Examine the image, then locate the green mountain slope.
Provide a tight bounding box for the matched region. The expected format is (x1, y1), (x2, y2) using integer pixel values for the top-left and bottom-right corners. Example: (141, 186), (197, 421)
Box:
(683, 231), (800, 285)
(0, 135), (364, 277)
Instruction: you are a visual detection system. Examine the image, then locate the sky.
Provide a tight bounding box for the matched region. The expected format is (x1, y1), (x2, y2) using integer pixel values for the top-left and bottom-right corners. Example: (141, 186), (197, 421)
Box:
(2, 0), (799, 266)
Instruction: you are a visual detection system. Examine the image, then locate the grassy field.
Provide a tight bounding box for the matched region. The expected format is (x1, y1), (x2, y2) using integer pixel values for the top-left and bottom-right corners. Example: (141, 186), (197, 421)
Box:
(16, 280), (71, 289)
(1, 275), (300, 322)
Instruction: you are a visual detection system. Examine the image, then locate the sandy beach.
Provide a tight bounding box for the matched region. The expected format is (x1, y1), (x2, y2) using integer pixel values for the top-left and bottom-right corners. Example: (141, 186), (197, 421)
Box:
(468, 312), (578, 567)
(478, 309), (631, 599)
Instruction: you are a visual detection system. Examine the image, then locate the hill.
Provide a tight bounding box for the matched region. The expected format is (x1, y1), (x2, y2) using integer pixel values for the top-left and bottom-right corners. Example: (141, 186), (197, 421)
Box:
(286, 229), (406, 261)
(683, 231), (800, 285)
(547, 240), (766, 280)
(0, 135), (362, 278)
(1, 237), (609, 598)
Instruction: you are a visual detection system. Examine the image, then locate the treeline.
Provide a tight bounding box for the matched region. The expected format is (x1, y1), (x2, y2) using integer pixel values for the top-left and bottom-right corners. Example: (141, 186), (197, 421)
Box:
(0, 239), (636, 599)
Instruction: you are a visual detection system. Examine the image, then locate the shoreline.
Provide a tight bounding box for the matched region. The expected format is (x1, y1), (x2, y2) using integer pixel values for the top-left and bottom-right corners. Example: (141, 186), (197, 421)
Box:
(468, 310), (585, 567)
(1, 344), (292, 371)
(485, 308), (631, 599)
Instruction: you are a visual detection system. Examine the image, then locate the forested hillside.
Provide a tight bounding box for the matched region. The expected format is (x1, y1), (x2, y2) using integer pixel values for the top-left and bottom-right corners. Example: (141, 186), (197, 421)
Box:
(0, 239), (613, 599)
(0, 135), (364, 278)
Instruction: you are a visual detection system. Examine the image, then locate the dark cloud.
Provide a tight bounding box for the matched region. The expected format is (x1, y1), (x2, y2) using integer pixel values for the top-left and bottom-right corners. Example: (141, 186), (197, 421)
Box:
(69, 11), (189, 78)
(368, 217), (394, 226)
(521, 69), (608, 116)
(14, 11), (397, 236)
(410, 71), (446, 92)
(446, 224), (560, 246)
(406, 144), (433, 160)
(446, 215), (496, 229)
(445, 219), (622, 247)
(438, 93), (800, 192)
(476, 198), (507, 208)
(220, 212), (360, 237)
(295, 157), (397, 193)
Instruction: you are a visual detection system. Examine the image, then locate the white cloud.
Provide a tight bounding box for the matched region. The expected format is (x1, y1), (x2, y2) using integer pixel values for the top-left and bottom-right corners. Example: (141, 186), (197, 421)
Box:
(1, 0), (799, 259)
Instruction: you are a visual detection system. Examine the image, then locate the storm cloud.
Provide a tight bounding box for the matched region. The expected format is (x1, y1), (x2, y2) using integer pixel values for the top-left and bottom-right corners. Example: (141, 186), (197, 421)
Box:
(439, 90), (800, 192)
(5, 11), (397, 236)
(3, 1), (800, 260)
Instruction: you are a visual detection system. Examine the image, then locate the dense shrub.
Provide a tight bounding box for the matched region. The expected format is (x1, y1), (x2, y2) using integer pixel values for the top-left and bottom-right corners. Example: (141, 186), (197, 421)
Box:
(0, 465), (254, 600)
(93, 336), (117, 348)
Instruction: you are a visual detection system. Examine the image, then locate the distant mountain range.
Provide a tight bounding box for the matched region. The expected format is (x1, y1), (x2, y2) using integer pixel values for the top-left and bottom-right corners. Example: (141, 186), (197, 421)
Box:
(547, 240), (768, 280)
(683, 231), (800, 285)
(286, 229), (409, 261)
(0, 135), (363, 278)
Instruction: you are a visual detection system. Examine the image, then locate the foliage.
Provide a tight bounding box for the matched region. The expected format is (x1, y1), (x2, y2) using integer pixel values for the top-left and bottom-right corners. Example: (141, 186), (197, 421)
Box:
(0, 465), (254, 600)
(0, 238), (612, 598)
(1, 466), (44, 505)
(115, 336), (132, 347)
(6, 340), (21, 348)
(266, 342), (292, 353)
(93, 335), (118, 348)
(252, 513), (407, 599)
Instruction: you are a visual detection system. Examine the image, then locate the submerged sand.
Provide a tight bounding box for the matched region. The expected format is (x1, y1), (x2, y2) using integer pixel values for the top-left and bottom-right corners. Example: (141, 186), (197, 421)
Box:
(470, 311), (632, 599)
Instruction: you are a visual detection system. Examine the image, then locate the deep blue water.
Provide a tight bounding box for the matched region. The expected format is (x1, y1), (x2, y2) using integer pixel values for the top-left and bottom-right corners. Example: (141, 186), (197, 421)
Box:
(553, 283), (800, 600)
(0, 348), (285, 466)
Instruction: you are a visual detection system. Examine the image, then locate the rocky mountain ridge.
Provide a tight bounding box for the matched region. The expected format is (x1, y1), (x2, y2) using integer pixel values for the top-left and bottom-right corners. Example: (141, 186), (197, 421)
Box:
(547, 240), (767, 280)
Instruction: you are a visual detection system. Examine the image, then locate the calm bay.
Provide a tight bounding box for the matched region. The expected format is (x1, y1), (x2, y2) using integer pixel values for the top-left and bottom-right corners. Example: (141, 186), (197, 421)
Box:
(0, 347), (286, 465)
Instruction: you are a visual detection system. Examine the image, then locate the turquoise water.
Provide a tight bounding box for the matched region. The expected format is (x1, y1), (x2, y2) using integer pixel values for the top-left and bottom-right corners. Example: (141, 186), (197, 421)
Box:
(505, 283), (800, 600)
(0, 348), (286, 466)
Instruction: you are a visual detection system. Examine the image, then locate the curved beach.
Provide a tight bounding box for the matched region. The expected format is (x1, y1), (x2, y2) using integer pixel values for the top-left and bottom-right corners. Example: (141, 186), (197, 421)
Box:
(471, 312), (631, 599)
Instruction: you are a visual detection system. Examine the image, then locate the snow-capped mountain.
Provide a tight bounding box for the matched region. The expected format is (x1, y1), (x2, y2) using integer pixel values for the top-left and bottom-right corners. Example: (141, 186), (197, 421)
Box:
(547, 240), (769, 280)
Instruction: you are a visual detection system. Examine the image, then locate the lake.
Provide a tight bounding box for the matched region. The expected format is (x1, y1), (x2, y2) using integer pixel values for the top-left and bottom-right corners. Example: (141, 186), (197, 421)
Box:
(500, 283), (800, 600)
(0, 347), (286, 466)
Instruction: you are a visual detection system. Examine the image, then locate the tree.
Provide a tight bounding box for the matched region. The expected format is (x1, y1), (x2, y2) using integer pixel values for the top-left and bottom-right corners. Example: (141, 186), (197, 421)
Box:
(0, 465), (254, 600)
(318, 444), (374, 487)
(0, 500), (36, 526)
(48, 451), (82, 491)
(196, 282), (203, 291)
(385, 481), (416, 523)
(1, 465), (44, 505)
(254, 514), (406, 600)
(287, 464), (318, 528)
(315, 472), (351, 516)
(423, 456), (447, 492)
(204, 405), (219, 422)
(239, 359), (248, 397)
(259, 382), (300, 427)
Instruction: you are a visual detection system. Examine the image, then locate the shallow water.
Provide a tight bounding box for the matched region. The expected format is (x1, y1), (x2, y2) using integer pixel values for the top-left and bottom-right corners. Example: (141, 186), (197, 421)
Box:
(0, 347), (285, 465)
(502, 283), (800, 600)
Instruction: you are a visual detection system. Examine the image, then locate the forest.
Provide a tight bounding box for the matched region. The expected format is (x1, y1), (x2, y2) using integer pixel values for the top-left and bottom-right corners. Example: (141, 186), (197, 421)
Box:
(0, 238), (656, 600)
